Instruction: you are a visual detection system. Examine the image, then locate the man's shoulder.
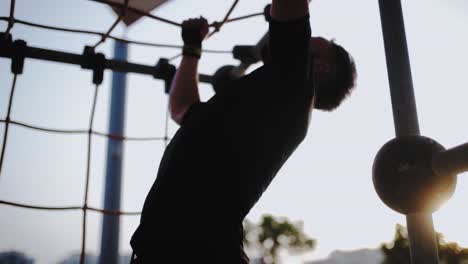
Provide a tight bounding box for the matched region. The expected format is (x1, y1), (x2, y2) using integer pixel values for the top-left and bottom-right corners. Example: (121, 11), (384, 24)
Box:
(243, 65), (269, 81)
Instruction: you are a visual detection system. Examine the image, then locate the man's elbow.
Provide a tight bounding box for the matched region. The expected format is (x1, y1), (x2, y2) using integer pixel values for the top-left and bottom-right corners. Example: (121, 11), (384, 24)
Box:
(169, 95), (200, 125)
(169, 103), (187, 125)
(171, 112), (184, 125)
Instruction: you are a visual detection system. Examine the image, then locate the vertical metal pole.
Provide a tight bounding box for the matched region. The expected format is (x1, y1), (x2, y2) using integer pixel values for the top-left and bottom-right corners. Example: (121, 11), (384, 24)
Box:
(378, 1), (439, 263)
(98, 39), (128, 264)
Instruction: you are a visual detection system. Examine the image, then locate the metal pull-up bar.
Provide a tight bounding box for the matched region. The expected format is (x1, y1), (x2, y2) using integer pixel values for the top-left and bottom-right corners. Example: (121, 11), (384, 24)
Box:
(0, 34), (213, 85)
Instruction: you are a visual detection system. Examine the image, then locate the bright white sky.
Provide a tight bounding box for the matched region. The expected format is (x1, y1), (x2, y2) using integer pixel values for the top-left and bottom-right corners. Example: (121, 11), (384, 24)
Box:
(0, 0), (467, 263)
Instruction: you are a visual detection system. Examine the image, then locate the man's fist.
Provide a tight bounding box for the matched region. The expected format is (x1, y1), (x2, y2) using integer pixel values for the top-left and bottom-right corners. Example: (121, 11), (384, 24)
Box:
(181, 17), (209, 48)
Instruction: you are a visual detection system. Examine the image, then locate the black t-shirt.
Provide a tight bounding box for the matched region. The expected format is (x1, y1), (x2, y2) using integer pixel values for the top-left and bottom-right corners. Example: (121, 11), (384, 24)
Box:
(131, 14), (312, 262)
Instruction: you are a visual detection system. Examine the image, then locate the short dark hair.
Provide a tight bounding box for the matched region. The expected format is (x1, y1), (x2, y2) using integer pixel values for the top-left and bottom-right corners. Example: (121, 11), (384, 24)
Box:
(313, 42), (357, 111)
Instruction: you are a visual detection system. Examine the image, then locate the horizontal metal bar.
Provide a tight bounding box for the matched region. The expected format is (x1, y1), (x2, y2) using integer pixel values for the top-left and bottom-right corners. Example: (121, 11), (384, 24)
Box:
(0, 39), (213, 84)
(26, 44), (84, 65)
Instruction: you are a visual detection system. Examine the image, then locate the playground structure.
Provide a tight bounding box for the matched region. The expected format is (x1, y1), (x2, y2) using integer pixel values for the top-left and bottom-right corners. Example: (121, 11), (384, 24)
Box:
(0, 1), (467, 264)
(372, 1), (468, 263)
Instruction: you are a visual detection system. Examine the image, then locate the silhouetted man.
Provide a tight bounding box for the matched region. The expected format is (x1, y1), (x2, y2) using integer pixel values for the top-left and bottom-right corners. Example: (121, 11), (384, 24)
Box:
(131, 0), (356, 263)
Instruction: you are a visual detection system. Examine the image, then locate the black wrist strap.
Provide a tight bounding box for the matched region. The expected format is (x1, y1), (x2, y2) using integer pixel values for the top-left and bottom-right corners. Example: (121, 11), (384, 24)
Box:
(183, 45), (202, 59)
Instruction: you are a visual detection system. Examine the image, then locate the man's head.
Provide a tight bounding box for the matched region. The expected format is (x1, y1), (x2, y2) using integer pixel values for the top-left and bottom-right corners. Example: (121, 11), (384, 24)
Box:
(309, 37), (357, 111)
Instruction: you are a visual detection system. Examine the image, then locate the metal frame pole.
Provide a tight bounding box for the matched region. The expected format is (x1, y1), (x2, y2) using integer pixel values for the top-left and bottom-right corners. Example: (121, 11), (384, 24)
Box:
(378, 0), (439, 263)
(98, 39), (128, 264)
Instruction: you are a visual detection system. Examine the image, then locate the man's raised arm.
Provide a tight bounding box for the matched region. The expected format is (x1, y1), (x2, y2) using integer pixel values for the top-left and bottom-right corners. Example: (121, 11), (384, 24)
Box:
(169, 18), (208, 125)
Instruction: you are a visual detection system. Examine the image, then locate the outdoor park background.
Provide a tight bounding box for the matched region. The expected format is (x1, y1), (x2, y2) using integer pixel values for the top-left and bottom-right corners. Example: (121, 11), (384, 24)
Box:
(0, 0), (467, 263)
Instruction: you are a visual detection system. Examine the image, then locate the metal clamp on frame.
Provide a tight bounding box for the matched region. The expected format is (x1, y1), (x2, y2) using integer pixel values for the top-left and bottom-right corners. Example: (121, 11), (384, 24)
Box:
(233, 45), (261, 65)
(154, 58), (176, 94)
(0, 33), (13, 56)
(0, 34), (26, 75)
(11, 39), (26, 75)
(80, 46), (106, 85)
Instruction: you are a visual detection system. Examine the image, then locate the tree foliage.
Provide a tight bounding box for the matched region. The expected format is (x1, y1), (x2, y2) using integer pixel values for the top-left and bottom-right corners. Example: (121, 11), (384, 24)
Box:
(381, 224), (468, 264)
(243, 215), (315, 264)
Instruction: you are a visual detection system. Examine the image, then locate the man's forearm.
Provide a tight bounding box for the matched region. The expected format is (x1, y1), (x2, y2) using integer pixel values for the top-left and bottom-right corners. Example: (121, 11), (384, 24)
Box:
(270, 0), (309, 21)
(169, 56), (200, 124)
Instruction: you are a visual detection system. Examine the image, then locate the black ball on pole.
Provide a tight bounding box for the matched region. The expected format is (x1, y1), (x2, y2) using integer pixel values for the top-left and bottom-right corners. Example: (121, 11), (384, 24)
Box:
(211, 65), (241, 93)
(372, 136), (457, 214)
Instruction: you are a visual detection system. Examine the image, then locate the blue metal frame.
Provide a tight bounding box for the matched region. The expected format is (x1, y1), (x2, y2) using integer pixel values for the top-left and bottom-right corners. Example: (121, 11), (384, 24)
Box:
(98, 39), (128, 264)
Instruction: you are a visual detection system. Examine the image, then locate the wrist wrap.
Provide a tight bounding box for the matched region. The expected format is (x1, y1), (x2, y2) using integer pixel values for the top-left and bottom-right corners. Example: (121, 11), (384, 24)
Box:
(182, 45), (202, 59)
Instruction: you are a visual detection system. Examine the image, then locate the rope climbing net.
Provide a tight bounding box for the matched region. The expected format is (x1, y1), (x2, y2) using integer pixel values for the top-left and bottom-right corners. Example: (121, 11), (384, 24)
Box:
(0, 0), (265, 263)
